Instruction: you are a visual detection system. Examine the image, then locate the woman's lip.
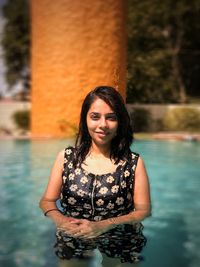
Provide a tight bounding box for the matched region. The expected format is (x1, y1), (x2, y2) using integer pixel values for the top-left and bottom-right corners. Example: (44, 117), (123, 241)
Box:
(95, 131), (108, 136)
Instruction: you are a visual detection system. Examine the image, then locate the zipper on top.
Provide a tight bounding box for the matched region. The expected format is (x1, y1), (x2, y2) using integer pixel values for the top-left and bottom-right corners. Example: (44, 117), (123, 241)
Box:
(91, 176), (97, 216)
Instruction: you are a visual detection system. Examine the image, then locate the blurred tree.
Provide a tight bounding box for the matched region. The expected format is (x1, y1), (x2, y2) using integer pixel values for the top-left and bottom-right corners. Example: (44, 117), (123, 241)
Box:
(1, 0), (30, 91)
(127, 0), (200, 103)
(180, 2), (200, 100)
(1, 0), (199, 103)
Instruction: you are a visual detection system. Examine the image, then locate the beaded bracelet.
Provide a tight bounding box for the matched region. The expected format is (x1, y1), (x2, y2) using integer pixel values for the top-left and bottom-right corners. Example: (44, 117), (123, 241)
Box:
(44, 208), (60, 216)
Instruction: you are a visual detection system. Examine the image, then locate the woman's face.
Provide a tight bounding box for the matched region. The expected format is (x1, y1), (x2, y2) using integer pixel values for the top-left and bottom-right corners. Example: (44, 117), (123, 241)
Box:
(86, 98), (118, 148)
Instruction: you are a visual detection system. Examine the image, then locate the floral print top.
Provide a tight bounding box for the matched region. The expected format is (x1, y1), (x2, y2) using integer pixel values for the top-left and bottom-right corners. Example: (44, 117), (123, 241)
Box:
(55, 146), (147, 263)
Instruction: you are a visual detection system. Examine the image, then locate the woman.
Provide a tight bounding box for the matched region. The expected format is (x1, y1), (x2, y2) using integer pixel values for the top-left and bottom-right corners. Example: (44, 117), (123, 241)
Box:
(39, 86), (151, 267)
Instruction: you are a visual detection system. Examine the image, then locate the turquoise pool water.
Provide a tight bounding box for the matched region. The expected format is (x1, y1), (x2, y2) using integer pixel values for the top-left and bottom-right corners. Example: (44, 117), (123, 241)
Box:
(0, 139), (200, 267)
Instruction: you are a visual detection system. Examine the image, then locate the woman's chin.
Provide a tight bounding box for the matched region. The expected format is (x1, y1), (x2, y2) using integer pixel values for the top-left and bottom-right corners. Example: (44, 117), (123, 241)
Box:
(93, 138), (111, 147)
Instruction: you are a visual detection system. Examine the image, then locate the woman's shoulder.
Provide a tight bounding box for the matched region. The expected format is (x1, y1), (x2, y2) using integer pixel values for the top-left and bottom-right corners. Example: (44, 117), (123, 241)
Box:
(127, 151), (140, 169)
(130, 152), (146, 173)
(63, 146), (77, 162)
(56, 146), (76, 168)
(57, 146), (75, 160)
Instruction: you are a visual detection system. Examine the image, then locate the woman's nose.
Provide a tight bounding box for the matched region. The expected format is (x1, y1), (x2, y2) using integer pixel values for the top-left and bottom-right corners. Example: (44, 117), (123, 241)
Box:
(99, 117), (108, 128)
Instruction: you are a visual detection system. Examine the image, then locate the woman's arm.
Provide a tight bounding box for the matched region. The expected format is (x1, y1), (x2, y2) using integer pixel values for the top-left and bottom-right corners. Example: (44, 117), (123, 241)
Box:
(39, 150), (78, 228)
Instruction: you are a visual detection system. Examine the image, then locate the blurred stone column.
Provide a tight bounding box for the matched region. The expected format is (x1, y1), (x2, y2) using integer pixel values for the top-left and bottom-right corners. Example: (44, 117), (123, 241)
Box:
(31, 0), (127, 137)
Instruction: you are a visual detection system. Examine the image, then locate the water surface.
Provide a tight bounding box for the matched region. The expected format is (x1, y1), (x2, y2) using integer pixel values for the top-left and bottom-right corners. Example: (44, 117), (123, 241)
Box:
(0, 139), (200, 267)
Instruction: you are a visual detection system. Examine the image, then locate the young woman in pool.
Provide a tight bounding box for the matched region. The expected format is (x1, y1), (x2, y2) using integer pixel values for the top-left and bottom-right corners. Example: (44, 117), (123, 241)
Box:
(39, 86), (151, 267)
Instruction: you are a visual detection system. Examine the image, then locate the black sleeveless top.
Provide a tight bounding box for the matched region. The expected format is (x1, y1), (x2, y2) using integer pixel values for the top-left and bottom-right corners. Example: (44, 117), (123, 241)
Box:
(54, 147), (147, 263)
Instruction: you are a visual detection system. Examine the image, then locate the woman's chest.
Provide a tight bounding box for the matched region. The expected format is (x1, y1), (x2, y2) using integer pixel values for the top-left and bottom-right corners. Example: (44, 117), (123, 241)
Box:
(62, 165), (133, 202)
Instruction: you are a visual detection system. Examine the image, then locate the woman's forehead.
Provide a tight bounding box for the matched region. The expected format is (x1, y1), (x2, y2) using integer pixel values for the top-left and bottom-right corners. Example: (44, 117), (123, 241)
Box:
(88, 98), (114, 113)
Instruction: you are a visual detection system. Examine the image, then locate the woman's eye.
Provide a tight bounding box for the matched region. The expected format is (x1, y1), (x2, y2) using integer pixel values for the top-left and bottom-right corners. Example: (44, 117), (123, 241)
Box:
(106, 114), (117, 121)
(90, 115), (99, 120)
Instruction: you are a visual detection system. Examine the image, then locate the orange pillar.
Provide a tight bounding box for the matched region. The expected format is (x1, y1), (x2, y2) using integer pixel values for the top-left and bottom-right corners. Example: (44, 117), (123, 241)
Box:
(31, 0), (127, 137)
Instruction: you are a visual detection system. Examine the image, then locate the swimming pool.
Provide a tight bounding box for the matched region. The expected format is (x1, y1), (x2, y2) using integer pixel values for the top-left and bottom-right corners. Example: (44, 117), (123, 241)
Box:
(0, 139), (200, 267)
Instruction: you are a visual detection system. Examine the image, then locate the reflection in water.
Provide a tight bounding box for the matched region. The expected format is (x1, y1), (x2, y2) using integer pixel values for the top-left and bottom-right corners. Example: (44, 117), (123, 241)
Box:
(0, 140), (200, 267)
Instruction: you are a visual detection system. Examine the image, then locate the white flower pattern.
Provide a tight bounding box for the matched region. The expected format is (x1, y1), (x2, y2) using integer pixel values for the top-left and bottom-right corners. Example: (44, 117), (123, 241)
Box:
(132, 153), (136, 159)
(66, 149), (72, 155)
(124, 170), (130, 177)
(68, 163), (73, 169)
(96, 199), (104, 206)
(80, 176), (88, 184)
(69, 173), (75, 180)
(116, 197), (124, 205)
(111, 185), (119, 193)
(106, 175), (114, 183)
(121, 181), (126, 188)
(70, 184), (78, 191)
(75, 168), (81, 175)
(107, 203), (114, 209)
(68, 197), (76, 205)
(99, 187), (108, 195)
(77, 189), (85, 197)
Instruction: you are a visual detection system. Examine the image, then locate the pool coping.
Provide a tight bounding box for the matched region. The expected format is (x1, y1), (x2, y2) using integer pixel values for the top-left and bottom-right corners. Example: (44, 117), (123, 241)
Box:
(1, 132), (200, 142)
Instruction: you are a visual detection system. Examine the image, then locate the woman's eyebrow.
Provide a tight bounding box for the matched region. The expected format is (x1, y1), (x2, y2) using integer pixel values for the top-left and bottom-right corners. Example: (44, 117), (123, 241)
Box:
(90, 112), (100, 115)
(106, 112), (116, 115)
(90, 112), (116, 115)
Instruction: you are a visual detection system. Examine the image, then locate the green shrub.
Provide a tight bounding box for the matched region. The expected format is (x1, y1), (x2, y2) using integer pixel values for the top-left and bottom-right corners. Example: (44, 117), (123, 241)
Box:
(163, 107), (200, 132)
(129, 108), (152, 132)
(12, 110), (30, 130)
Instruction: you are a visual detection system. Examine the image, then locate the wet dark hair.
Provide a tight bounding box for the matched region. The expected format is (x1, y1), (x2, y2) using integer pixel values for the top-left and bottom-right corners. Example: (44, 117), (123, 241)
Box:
(74, 86), (133, 165)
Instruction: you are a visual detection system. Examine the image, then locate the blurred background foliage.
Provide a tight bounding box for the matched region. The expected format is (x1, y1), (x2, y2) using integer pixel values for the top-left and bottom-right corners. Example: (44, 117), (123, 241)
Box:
(1, 0), (200, 103)
(129, 107), (153, 133)
(162, 107), (200, 132)
(1, 0), (30, 91)
(127, 0), (200, 103)
(12, 109), (30, 131)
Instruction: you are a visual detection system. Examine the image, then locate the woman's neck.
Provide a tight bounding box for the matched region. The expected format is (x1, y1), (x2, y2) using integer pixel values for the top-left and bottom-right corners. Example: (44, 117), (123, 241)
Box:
(89, 142), (111, 158)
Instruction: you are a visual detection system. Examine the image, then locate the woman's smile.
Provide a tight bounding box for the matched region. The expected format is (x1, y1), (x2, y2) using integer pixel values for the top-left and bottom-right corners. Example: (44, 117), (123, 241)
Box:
(95, 131), (109, 136)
